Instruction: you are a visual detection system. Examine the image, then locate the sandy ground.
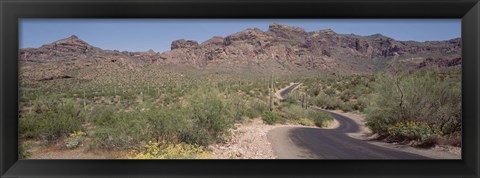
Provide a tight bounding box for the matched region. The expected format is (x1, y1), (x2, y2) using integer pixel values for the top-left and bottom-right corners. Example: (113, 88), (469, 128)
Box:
(210, 118), (296, 159)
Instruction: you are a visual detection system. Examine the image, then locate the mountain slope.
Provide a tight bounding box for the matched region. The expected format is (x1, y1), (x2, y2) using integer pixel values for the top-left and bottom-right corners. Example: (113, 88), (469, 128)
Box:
(20, 23), (461, 74)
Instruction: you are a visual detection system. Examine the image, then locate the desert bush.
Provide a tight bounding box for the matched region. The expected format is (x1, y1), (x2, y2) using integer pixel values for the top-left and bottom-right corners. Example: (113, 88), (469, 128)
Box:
(228, 95), (248, 122)
(252, 101), (269, 114)
(308, 111), (334, 128)
(352, 98), (367, 111)
(324, 87), (336, 96)
(387, 121), (433, 142)
(297, 118), (315, 126)
(19, 98), (85, 142)
(244, 108), (261, 118)
(243, 101), (268, 118)
(145, 108), (187, 143)
(365, 69), (461, 142)
(312, 94), (342, 110)
(188, 86), (233, 140)
(339, 102), (354, 112)
(180, 128), (213, 147)
(308, 87), (322, 97)
(19, 142), (32, 159)
(284, 94), (298, 104)
(261, 111), (284, 125)
(91, 110), (151, 150)
(438, 132), (462, 147)
(282, 104), (308, 120)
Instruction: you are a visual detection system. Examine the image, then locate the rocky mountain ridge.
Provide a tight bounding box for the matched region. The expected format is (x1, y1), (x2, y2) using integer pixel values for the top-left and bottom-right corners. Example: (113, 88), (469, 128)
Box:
(20, 23), (461, 73)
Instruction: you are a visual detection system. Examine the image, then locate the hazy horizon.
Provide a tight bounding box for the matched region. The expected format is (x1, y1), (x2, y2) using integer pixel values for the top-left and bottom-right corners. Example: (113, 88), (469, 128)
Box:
(20, 19), (461, 52)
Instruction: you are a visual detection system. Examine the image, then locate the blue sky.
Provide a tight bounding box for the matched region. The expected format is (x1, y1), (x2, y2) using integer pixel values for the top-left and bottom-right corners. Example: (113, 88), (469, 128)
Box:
(20, 19), (461, 52)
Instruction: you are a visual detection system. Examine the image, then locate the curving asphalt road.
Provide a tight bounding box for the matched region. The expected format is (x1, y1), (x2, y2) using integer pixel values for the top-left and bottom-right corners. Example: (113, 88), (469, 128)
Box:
(267, 84), (430, 159)
(277, 83), (300, 99)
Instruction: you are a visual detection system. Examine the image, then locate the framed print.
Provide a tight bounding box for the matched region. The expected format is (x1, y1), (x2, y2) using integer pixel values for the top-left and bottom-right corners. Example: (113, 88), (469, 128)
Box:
(1, 0), (479, 177)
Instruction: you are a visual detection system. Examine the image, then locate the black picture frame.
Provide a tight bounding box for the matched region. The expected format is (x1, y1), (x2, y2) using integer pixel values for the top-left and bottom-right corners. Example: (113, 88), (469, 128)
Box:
(1, 0), (479, 177)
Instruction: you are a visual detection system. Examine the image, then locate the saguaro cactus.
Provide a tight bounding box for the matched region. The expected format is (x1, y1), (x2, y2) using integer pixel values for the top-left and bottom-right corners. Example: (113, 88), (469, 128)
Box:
(83, 90), (87, 117)
(269, 73), (274, 111)
(303, 89), (308, 109)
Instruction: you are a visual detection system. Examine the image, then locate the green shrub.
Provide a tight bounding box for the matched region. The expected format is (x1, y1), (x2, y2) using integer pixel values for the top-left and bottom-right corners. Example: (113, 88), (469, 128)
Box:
(261, 111), (283, 125)
(324, 88), (336, 96)
(180, 128), (213, 147)
(252, 101), (268, 113)
(352, 98), (367, 111)
(145, 108), (187, 142)
(339, 102), (354, 112)
(19, 98), (85, 142)
(284, 94), (298, 104)
(282, 104), (308, 120)
(19, 142), (31, 159)
(308, 111), (333, 128)
(244, 108), (261, 118)
(387, 121), (433, 142)
(297, 118), (315, 126)
(365, 69), (461, 140)
(188, 87), (233, 140)
(91, 110), (151, 150)
(312, 94), (342, 110)
(228, 95), (248, 122)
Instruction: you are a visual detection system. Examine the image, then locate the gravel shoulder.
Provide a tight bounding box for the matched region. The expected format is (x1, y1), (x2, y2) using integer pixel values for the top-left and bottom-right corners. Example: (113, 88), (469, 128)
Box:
(210, 115), (339, 159)
(210, 118), (284, 159)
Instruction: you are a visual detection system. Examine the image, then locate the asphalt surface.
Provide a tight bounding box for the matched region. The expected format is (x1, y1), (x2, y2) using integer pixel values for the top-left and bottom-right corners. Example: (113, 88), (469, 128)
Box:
(267, 84), (430, 159)
(278, 83), (300, 98)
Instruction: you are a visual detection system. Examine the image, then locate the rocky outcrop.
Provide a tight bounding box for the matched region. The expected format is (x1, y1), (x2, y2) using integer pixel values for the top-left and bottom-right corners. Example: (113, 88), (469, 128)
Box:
(20, 35), (101, 63)
(267, 23), (307, 42)
(171, 39), (199, 49)
(418, 57), (462, 69)
(201, 36), (224, 47)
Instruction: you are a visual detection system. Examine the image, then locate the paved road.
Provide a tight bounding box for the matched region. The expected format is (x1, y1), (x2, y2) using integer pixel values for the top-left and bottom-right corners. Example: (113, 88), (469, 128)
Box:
(267, 84), (430, 159)
(278, 83), (300, 98)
